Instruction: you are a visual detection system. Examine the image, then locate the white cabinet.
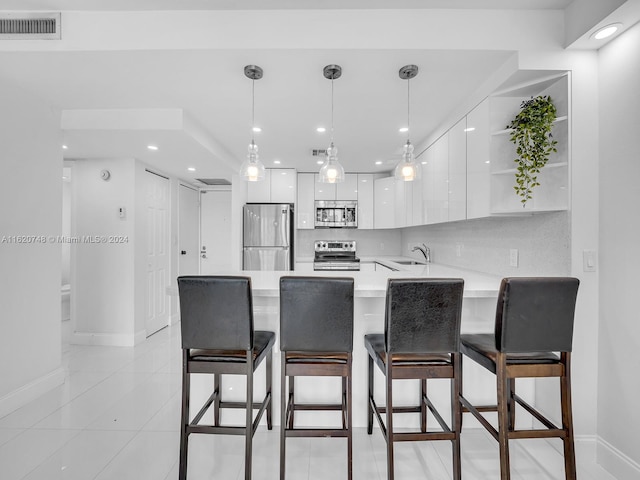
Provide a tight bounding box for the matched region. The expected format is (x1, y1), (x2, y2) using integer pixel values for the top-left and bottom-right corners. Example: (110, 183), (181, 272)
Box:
(423, 133), (449, 224)
(466, 99), (492, 219)
(247, 169), (296, 204)
(488, 74), (569, 214)
(271, 169), (296, 203)
(448, 117), (467, 222)
(356, 174), (375, 229)
(314, 175), (336, 200)
(296, 173), (315, 229)
(295, 262), (314, 272)
(314, 173), (357, 200)
(246, 170), (272, 203)
(337, 174), (358, 200)
(374, 176), (395, 229)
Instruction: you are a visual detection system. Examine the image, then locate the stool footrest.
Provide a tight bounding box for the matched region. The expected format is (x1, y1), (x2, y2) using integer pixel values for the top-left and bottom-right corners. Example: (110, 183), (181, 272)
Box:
(284, 428), (349, 438)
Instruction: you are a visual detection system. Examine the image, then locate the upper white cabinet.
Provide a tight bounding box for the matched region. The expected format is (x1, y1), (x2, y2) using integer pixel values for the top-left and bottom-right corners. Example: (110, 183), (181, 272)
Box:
(356, 174), (375, 229)
(488, 74), (569, 214)
(466, 99), (492, 219)
(374, 176), (395, 229)
(448, 117), (467, 222)
(423, 133), (449, 224)
(314, 173), (358, 200)
(247, 168), (296, 204)
(296, 173), (315, 229)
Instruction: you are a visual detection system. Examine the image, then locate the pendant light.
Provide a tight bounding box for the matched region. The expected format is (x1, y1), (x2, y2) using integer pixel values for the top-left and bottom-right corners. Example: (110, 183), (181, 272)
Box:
(239, 65), (266, 182)
(395, 65), (421, 182)
(319, 64), (345, 184)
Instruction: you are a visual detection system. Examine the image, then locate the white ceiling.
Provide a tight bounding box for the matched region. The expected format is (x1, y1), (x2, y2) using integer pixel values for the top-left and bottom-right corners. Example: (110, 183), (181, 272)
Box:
(3, 0), (633, 186)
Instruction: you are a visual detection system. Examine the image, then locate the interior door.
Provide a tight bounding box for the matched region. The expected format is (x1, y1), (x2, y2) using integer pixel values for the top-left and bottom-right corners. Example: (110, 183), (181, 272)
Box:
(178, 184), (200, 276)
(145, 171), (170, 336)
(200, 189), (232, 274)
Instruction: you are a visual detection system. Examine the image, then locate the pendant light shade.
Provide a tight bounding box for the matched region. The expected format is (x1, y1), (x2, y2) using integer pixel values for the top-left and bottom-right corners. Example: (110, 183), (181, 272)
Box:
(319, 64), (345, 184)
(395, 65), (421, 182)
(240, 65), (266, 182)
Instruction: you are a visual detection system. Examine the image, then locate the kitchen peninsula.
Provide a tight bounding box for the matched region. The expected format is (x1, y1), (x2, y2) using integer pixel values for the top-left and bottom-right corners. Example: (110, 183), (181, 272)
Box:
(203, 261), (505, 429)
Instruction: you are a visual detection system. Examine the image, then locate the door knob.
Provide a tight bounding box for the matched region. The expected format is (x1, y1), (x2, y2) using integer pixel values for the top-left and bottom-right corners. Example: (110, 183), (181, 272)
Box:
(181, 250), (187, 255)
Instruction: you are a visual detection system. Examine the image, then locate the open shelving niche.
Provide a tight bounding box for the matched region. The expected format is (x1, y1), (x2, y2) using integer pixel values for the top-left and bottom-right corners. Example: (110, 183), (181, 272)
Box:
(488, 72), (570, 214)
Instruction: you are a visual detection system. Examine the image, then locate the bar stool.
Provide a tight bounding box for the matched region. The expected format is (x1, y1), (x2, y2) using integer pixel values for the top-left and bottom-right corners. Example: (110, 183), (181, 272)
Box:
(459, 277), (580, 480)
(365, 278), (465, 480)
(177, 276), (275, 480)
(279, 276), (355, 480)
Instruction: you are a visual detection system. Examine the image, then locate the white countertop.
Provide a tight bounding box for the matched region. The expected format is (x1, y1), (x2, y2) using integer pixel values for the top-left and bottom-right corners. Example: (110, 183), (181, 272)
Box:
(243, 260), (501, 298)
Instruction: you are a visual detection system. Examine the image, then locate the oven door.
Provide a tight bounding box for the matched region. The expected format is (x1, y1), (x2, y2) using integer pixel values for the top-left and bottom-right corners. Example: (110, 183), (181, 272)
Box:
(313, 261), (361, 271)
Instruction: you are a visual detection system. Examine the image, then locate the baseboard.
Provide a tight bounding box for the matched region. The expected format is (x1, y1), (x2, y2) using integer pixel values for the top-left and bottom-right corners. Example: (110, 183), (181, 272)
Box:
(597, 435), (640, 479)
(72, 330), (146, 347)
(0, 367), (65, 418)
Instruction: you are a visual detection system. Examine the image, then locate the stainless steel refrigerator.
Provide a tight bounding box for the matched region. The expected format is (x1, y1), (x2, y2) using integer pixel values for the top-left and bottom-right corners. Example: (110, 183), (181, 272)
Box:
(243, 203), (294, 271)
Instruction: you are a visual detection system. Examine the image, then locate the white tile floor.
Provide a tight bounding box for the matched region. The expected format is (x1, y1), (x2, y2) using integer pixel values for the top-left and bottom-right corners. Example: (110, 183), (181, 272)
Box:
(0, 325), (619, 480)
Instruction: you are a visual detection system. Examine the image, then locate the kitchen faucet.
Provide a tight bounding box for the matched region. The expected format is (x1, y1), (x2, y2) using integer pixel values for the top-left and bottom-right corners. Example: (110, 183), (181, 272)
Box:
(412, 243), (431, 263)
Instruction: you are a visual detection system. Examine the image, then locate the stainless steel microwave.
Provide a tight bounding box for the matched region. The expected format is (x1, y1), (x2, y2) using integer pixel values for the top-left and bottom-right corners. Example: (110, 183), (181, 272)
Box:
(314, 200), (358, 228)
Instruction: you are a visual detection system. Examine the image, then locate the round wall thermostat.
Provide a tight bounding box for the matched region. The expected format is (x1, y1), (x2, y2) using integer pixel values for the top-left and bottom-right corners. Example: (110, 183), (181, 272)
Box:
(100, 169), (111, 181)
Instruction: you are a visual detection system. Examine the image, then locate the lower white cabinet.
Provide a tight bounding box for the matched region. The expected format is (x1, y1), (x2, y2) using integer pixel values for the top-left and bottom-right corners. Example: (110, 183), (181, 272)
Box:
(295, 262), (314, 272)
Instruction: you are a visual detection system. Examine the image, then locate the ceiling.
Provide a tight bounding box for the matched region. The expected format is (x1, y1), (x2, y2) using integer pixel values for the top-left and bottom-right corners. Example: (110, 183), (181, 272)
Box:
(2, 0), (633, 187)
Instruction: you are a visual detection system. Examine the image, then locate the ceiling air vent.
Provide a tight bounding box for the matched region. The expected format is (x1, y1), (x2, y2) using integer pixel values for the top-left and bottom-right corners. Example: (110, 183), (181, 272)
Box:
(196, 178), (232, 186)
(311, 149), (327, 157)
(0, 12), (61, 40)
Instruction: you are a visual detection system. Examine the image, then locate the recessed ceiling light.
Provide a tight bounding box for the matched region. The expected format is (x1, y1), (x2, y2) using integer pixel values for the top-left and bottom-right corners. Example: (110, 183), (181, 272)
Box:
(398, 127), (409, 133)
(273, 160), (281, 165)
(252, 126), (262, 133)
(147, 145), (158, 151)
(62, 145), (68, 150)
(316, 127), (326, 133)
(421, 161), (427, 165)
(464, 127), (476, 132)
(375, 161), (383, 165)
(591, 23), (622, 40)
(187, 167), (196, 172)
(317, 160), (324, 165)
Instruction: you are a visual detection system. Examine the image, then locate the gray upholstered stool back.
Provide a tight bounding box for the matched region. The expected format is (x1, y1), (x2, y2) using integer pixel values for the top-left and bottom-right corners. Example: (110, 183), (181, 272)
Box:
(177, 276), (254, 351)
(495, 277), (580, 353)
(280, 276), (354, 352)
(385, 278), (464, 354)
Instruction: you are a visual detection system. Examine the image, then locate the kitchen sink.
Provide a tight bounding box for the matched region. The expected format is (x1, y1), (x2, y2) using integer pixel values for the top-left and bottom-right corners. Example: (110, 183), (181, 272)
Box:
(394, 260), (425, 265)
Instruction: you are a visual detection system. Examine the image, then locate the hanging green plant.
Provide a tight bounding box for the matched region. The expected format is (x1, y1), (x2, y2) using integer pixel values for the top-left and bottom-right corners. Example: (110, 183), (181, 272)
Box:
(507, 95), (558, 206)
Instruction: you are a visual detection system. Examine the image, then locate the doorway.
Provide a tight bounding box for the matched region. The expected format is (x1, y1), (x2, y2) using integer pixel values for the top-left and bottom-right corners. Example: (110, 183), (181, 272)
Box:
(200, 189), (232, 274)
(145, 170), (170, 336)
(178, 184), (200, 276)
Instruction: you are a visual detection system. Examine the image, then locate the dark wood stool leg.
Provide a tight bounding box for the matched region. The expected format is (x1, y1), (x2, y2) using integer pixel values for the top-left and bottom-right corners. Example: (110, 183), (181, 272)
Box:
(508, 378), (516, 431)
(421, 378), (427, 433)
(288, 374), (295, 429)
(561, 353), (577, 480)
(244, 354), (254, 480)
(280, 352), (287, 480)
(266, 351), (273, 430)
(347, 354), (353, 480)
(214, 373), (221, 426)
(342, 376), (347, 429)
(367, 354), (374, 435)
(496, 353), (511, 480)
(385, 361), (395, 480)
(179, 351), (190, 480)
(451, 352), (462, 480)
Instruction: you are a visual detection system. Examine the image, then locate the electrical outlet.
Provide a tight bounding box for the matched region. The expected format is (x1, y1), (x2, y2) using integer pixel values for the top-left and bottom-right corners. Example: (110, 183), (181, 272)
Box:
(456, 244), (463, 257)
(509, 249), (519, 267)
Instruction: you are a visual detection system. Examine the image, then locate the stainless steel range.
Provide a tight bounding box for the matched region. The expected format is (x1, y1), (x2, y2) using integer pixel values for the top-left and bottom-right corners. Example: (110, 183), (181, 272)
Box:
(313, 240), (360, 271)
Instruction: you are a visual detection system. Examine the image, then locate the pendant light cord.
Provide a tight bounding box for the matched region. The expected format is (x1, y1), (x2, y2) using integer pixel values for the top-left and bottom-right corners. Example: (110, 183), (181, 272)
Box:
(407, 77), (411, 143)
(251, 79), (255, 144)
(330, 77), (335, 145)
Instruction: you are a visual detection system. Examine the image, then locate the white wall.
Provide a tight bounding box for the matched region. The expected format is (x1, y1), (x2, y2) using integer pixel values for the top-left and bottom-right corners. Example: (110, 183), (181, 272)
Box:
(72, 158), (138, 345)
(0, 78), (65, 416)
(597, 21), (640, 477)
